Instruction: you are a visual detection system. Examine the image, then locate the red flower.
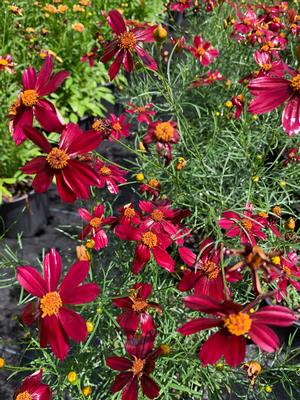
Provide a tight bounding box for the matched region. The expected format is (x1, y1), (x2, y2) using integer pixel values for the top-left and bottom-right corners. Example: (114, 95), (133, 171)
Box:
(139, 179), (161, 199)
(9, 56), (69, 145)
(139, 200), (186, 244)
(101, 10), (157, 80)
(17, 249), (100, 360)
(170, 36), (186, 51)
(170, 0), (193, 13)
(283, 146), (300, 165)
(178, 239), (241, 300)
(116, 225), (175, 274)
(192, 70), (224, 87)
(20, 123), (101, 203)
(90, 117), (112, 140)
(143, 120), (180, 163)
(177, 295), (295, 367)
(78, 204), (115, 250)
(15, 370), (52, 400)
(270, 252), (300, 301)
(113, 283), (162, 336)
(218, 209), (267, 246)
(106, 332), (162, 400)
(188, 35), (219, 66)
(248, 67), (300, 136)
(126, 102), (155, 124)
(0, 54), (15, 74)
(233, 9), (258, 34)
(108, 113), (131, 140)
(230, 94), (245, 119)
(81, 48), (97, 67)
(114, 203), (141, 227)
(96, 159), (127, 194)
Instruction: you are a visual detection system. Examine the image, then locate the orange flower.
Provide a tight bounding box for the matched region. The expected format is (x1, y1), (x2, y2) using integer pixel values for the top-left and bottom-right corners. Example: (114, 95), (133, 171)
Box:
(72, 22), (85, 32)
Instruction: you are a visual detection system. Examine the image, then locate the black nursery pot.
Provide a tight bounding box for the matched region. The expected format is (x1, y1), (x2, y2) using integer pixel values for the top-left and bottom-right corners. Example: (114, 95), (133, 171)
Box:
(0, 191), (49, 238)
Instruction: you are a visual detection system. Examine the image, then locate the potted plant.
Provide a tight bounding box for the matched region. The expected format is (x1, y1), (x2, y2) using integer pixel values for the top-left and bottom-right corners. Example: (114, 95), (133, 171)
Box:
(0, 129), (49, 238)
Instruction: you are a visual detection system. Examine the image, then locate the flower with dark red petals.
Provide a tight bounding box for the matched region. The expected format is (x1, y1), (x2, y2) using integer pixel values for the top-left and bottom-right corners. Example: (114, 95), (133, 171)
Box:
(96, 159), (127, 194)
(0, 54), (15, 74)
(101, 10), (157, 80)
(192, 70), (224, 87)
(20, 123), (101, 203)
(113, 283), (162, 336)
(106, 332), (162, 400)
(270, 252), (300, 301)
(108, 113), (131, 141)
(78, 204), (115, 250)
(9, 56), (69, 145)
(177, 295), (295, 367)
(248, 67), (300, 136)
(139, 179), (161, 199)
(17, 249), (100, 360)
(15, 370), (52, 400)
(126, 102), (155, 124)
(81, 48), (97, 67)
(188, 35), (219, 66)
(170, 0), (193, 13)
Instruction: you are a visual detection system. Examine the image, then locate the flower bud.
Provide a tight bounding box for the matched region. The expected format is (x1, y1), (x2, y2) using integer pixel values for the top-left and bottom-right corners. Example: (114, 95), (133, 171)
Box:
(153, 24), (168, 42)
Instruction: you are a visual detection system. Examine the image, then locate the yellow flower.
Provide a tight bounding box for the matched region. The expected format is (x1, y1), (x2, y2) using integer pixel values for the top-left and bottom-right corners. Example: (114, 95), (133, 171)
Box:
(279, 180), (286, 187)
(135, 173), (145, 181)
(271, 256), (281, 265)
(215, 362), (224, 371)
(0, 357), (5, 368)
(138, 142), (146, 152)
(264, 385), (272, 393)
(225, 100), (233, 108)
(82, 386), (92, 397)
(67, 371), (77, 383)
(286, 217), (296, 231)
(86, 321), (94, 333)
(72, 23), (85, 32)
(85, 239), (95, 249)
(252, 175), (259, 183)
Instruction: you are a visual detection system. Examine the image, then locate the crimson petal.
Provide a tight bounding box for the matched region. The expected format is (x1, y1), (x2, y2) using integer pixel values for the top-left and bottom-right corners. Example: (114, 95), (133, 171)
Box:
(58, 307), (87, 342)
(43, 248), (62, 292)
(17, 266), (47, 297)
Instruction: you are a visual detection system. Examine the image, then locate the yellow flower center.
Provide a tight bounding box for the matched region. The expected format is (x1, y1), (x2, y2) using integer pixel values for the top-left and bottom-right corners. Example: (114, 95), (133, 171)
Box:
(290, 74), (300, 93)
(148, 179), (159, 188)
(196, 47), (206, 56)
(131, 357), (145, 377)
(131, 298), (149, 312)
(112, 122), (122, 132)
(92, 119), (105, 132)
(282, 265), (292, 276)
(89, 217), (102, 228)
(261, 63), (272, 71)
(46, 148), (69, 169)
(202, 261), (220, 280)
(151, 209), (164, 221)
(142, 231), (158, 248)
(21, 89), (39, 107)
(124, 207), (136, 218)
(16, 392), (32, 400)
(271, 256), (281, 265)
(224, 312), (252, 336)
(119, 31), (137, 51)
(100, 166), (111, 176)
(241, 218), (253, 231)
(154, 122), (174, 142)
(40, 291), (62, 318)
(0, 59), (8, 66)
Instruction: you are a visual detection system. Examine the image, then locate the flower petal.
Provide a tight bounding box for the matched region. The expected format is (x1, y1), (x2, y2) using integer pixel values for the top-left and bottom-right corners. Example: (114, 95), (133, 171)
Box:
(16, 266), (47, 297)
(58, 307), (88, 343)
(62, 283), (100, 305)
(59, 261), (90, 298)
(177, 317), (220, 335)
(43, 248), (62, 292)
(106, 356), (132, 371)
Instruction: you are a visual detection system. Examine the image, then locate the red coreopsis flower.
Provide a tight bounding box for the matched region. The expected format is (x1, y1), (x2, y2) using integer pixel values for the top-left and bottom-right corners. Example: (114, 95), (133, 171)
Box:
(139, 200), (187, 244)
(178, 239), (242, 300)
(143, 120), (180, 163)
(9, 56), (69, 145)
(0, 54), (15, 74)
(15, 370), (52, 400)
(177, 295), (295, 367)
(218, 209), (267, 246)
(231, 94), (245, 119)
(106, 332), (162, 400)
(108, 113), (131, 140)
(233, 9), (258, 34)
(170, 36), (186, 51)
(139, 179), (161, 199)
(20, 123), (101, 203)
(126, 102), (155, 124)
(78, 204), (115, 250)
(101, 10), (157, 80)
(114, 203), (141, 227)
(248, 68), (300, 136)
(113, 283), (162, 336)
(116, 224), (175, 274)
(170, 0), (193, 13)
(283, 146), (300, 165)
(270, 252), (300, 301)
(192, 70), (224, 87)
(17, 249), (100, 360)
(188, 35), (219, 66)
(81, 48), (97, 67)
(96, 159), (127, 194)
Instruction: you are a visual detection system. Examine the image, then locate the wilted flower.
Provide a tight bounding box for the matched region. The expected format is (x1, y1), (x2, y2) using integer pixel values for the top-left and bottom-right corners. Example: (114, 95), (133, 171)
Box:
(96, 159), (127, 194)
